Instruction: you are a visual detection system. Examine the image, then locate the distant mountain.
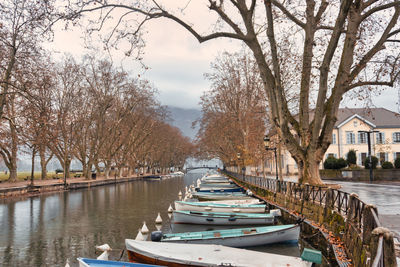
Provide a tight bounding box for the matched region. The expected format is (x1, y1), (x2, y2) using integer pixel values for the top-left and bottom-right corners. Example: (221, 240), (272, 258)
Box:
(166, 106), (202, 140)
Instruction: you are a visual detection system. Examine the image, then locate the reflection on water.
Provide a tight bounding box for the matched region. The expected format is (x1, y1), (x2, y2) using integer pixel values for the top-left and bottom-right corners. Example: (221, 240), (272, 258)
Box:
(0, 171), (300, 266)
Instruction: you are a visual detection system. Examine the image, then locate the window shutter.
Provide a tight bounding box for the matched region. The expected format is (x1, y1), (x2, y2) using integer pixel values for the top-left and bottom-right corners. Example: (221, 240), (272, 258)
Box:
(358, 153), (361, 165)
(393, 133), (396, 144)
(385, 153), (388, 161)
(382, 133), (386, 144)
(357, 132), (361, 144)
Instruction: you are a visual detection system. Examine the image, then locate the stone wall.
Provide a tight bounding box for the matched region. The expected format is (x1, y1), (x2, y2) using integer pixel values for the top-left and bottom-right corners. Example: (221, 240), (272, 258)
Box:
(320, 169), (400, 181)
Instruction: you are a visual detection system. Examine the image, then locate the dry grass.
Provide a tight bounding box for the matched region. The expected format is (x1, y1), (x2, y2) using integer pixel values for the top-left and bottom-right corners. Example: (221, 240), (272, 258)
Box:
(0, 171), (63, 182)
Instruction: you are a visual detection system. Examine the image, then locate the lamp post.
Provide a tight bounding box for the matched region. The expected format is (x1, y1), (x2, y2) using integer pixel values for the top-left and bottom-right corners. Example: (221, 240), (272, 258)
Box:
(358, 130), (378, 183)
(264, 136), (279, 181)
(237, 152), (244, 179)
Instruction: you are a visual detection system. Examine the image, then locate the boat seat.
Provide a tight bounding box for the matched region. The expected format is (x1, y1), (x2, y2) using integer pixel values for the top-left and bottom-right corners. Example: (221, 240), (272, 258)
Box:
(242, 229), (257, 235)
(213, 232), (221, 238)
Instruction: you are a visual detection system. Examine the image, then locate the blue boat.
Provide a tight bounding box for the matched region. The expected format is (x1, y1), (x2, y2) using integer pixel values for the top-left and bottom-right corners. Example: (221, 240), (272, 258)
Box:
(151, 224), (300, 247)
(77, 257), (162, 267)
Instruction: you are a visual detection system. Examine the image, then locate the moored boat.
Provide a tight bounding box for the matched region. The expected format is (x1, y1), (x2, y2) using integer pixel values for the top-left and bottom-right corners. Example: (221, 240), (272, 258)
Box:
(201, 198), (263, 205)
(77, 257), (161, 267)
(125, 240), (314, 267)
(191, 191), (250, 201)
(198, 182), (236, 188)
(174, 200), (266, 213)
(195, 187), (243, 193)
(150, 224), (299, 247)
(172, 210), (275, 225)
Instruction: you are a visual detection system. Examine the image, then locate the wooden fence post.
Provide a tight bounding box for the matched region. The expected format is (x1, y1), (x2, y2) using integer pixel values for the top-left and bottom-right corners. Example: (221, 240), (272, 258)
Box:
(348, 193), (359, 226)
(362, 204), (378, 245)
(370, 227), (398, 267)
(323, 188), (334, 220)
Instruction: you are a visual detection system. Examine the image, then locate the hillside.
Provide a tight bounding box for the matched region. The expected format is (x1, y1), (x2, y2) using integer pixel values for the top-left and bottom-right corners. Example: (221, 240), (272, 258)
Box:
(166, 106), (201, 140)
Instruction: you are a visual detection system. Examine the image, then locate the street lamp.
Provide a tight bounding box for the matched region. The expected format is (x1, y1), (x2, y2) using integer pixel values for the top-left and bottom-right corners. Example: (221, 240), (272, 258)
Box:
(358, 130), (378, 183)
(264, 135), (279, 181)
(236, 152), (243, 178)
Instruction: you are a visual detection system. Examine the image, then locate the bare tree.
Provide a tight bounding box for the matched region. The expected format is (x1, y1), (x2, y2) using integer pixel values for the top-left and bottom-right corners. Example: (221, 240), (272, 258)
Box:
(62, 0), (400, 184)
(197, 51), (267, 166)
(0, 0), (53, 120)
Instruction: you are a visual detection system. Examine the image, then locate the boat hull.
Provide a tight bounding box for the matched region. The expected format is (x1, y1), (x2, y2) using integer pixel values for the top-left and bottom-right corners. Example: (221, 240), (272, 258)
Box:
(198, 183), (236, 188)
(196, 187), (243, 193)
(172, 210), (274, 225)
(161, 225), (300, 247)
(77, 257), (160, 267)
(192, 192), (250, 201)
(125, 240), (310, 267)
(174, 201), (266, 213)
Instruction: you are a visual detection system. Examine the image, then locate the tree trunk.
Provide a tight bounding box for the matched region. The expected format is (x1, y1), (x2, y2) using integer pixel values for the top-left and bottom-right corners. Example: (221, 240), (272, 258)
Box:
(30, 148), (36, 187)
(298, 151), (323, 185)
(39, 146), (47, 180)
(104, 160), (111, 179)
(8, 168), (17, 182)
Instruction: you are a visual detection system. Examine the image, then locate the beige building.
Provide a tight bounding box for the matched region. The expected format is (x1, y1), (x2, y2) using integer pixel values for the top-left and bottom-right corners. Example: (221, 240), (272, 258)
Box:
(262, 108), (400, 175)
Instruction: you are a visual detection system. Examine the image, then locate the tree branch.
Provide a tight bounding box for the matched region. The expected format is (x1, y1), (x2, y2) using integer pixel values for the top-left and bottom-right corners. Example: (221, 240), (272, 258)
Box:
(271, 0), (305, 29)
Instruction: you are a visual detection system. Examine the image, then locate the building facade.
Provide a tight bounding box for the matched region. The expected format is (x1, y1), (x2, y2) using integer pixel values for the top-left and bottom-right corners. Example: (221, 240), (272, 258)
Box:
(261, 108), (400, 175)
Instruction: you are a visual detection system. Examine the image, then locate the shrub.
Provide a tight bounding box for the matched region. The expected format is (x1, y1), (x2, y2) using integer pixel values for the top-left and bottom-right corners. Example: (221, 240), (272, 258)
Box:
(381, 161), (394, 169)
(324, 156), (337, 169)
(364, 156), (378, 169)
(324, 156), (347, 169)
(395, 157), (400, 169)
(346, 150), (357, 166)
(336, 158), (347, 169)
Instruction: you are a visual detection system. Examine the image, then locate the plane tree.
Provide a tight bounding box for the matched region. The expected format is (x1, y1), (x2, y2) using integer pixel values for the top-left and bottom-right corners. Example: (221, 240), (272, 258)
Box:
(62, 0), (400, 184)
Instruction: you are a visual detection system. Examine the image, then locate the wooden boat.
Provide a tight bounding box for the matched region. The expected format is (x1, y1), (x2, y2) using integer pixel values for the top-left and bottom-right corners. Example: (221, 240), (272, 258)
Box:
(151, 224), (299, 247)
(77, 257), (160, 267)
(191, 192), (250, 201)
(174, 201), (266, 213)
(195, 187), (243, 193)
(172, 210), (275, 225)
(125, 240), (313, 267)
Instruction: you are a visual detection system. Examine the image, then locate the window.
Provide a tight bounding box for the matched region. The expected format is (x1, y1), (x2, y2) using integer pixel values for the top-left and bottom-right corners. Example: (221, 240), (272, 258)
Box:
(393, 132), (400, 143)
(376, 132), (385, 144)
(378, 153), (387, 164)
(396, 152), (400, 159)
(353, 120), (358, 127)
(358, 132), (367, 144)
(332, 133), (336, 144)
(361, 153), (367, 166)
(346, 131), (355, 144)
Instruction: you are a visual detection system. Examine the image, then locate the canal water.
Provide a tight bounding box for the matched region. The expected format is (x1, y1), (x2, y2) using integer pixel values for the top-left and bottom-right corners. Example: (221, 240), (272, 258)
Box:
(0, 171), (300, 266)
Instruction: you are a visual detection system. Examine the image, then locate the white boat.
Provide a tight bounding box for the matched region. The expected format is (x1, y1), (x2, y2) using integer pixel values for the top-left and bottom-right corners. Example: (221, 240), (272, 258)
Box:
(125, 240), (313, 267)
(201, 199), (263, 205)
(198, 183), (236, 188)
(153, 224), (299, 247)
(174, 201), (266, 213)
(191, 192), (250, 201)
(172, 210), (275, 225)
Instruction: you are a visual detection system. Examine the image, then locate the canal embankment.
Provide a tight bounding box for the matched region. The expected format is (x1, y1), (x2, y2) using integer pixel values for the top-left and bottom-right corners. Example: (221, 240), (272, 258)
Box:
(0, 174), (157, 198)
(225, 170), (399, 266)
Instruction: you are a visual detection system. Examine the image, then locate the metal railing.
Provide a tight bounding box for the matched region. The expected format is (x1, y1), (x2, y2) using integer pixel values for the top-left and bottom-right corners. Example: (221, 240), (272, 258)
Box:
(224, 171), (386, 266)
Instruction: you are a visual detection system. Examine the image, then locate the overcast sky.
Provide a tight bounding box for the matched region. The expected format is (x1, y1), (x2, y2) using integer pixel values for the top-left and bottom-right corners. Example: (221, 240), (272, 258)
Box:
(48, 2), (400, 112)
